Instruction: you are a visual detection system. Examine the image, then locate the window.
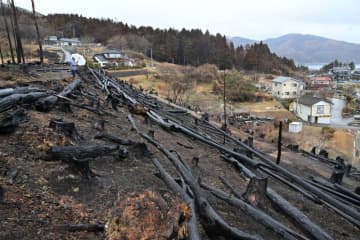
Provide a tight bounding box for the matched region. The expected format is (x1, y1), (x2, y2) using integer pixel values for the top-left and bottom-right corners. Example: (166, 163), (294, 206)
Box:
(317, 105), (325, 114)
(283, 84), (286, 86)
(293, 91), (297, 95)
(277, 91), (280, 95)
(293, 83), (297, 87)
(285, 92), (290, 95)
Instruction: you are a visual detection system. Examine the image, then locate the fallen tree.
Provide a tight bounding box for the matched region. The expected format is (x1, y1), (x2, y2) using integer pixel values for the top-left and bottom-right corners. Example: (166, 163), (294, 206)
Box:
(128, 114), (262, 240)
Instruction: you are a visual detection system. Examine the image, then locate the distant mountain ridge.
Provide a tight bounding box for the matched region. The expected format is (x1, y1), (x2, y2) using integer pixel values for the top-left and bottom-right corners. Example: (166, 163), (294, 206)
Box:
(230, 34), (360, 64)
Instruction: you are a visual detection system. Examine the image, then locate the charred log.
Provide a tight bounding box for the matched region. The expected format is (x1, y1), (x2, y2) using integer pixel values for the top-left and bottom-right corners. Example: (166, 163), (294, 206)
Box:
(46, 144), (128, 162)
(94, 133), (136, 146)
(56, 223), (105, 232)
(0, 92), (48, 112)
(151, 158), (200, 240)
(200, 181), (308, 240)
(128, 114), (262, 240)
(0, 108), (27, 134)
(221, 159), (334, 240)
(36, 79), (81, 112)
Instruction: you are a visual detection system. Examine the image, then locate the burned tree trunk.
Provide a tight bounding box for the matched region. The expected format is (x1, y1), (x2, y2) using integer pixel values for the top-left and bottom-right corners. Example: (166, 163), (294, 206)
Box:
(46, 144), (128, 178)
(151, 158), (200, 240)
(46, 144), (128, 162)
(1, 0), (15, 64)
(36, 79), (81, 112)
(9, 0), (24, 63)
(31, 0), (43, 63)
(128, 114), (262, 240)
(200, 182), (308, 240)
(0, 108), (27, 133)
(0, 91), (48, 112)
(221, 158), (334, 240)
(94, 133), (136, 146)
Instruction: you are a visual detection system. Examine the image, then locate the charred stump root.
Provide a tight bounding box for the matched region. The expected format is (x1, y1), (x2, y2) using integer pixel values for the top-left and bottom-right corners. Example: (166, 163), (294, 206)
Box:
(36, 79), (81, 112)
(92, 119), (105, 131)
(49, 119), (82, 142)
(243, 176), (268, 208)
(0, 108), (28, 134)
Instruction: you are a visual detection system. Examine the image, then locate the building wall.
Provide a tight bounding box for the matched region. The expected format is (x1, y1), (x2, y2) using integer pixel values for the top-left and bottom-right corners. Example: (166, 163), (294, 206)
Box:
(295, 103), (311, 121)
(271, 79), (302, 99)
(295, 101), (331, 123)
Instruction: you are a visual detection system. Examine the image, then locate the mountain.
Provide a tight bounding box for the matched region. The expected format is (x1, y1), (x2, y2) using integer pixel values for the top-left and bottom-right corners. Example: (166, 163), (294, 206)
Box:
(230, 36), (257, 47)
(231, 34), (360, 64)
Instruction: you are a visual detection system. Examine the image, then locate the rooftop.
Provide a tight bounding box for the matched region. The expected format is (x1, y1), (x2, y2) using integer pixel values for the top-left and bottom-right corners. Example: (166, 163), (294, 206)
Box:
(298, 95), (332, 106)
(272, 76), (302, 84)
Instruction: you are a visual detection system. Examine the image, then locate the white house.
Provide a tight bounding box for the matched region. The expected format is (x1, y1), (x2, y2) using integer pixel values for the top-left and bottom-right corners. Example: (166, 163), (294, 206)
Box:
(44, 36), (82, 46)
(58, 38), (82, 46)
(292, 95), (332, 124)
(271, 76), (304, 99)
(93, 50), (135, 68)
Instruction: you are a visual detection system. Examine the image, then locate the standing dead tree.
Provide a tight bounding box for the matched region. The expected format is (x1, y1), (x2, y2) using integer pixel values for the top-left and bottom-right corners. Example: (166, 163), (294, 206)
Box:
(1, 0), (15, 63)
(31, 0), (43, 63)
(9, 0), (24, 63)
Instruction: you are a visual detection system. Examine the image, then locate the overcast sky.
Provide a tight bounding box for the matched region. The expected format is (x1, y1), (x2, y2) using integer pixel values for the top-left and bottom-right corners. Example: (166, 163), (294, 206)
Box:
(15, 0), (360, 43)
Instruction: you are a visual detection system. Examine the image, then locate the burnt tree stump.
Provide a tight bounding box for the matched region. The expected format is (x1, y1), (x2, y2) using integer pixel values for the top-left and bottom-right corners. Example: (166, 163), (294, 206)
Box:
(319, 149), (329, 159)
(105, 190), (191, 240)
(49, 118), (82, 142)
(0, 108), (27, 134)
(243, 176), (268, 208)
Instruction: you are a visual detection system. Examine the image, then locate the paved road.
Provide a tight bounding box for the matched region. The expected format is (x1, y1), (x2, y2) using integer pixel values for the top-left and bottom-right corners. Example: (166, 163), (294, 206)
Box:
(330, 98), (353, 126)
(61, 47), (72, 63)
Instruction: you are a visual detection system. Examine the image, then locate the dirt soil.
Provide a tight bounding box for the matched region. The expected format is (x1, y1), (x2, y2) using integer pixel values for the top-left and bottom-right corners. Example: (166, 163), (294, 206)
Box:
(0, 66), (359, 239)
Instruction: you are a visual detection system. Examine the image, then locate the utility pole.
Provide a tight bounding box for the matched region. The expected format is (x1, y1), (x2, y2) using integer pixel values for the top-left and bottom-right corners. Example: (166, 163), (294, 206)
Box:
(223, 69), (227, 144)
(276, 121), (283, 164)
(1, 0), (15, 63)
(0, 45), (4, 64)
(150, 48), (153, 67)
(31, 0), (43, 63)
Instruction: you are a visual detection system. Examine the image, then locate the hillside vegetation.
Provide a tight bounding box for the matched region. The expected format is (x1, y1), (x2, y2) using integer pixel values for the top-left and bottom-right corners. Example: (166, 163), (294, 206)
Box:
(0, 8), (300, 74)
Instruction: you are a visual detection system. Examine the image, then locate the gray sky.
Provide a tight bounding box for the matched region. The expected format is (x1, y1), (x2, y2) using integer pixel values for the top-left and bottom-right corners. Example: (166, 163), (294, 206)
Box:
(16, 0), (360, 43)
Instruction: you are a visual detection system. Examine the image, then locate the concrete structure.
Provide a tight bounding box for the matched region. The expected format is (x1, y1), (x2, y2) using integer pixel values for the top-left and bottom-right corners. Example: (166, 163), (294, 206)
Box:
(271, 76), (304, 99)
(289, 122), (303, 133)
(93, 50), (134, 68)
(293, 95), (332, 124)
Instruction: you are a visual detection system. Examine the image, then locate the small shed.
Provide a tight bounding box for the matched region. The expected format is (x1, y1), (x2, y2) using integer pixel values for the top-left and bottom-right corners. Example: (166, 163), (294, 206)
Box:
(289, 122), (303, 133)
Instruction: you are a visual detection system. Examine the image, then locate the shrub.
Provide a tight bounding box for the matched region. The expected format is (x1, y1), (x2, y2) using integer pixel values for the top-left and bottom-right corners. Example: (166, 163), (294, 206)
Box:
(321, 126), (335, 140)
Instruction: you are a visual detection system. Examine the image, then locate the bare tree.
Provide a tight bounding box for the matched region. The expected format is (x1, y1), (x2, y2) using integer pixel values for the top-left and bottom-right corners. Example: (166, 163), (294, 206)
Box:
(9, 0), (24, 63)
(1, 0), (15, 63)
(31, 0), (43, 63)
